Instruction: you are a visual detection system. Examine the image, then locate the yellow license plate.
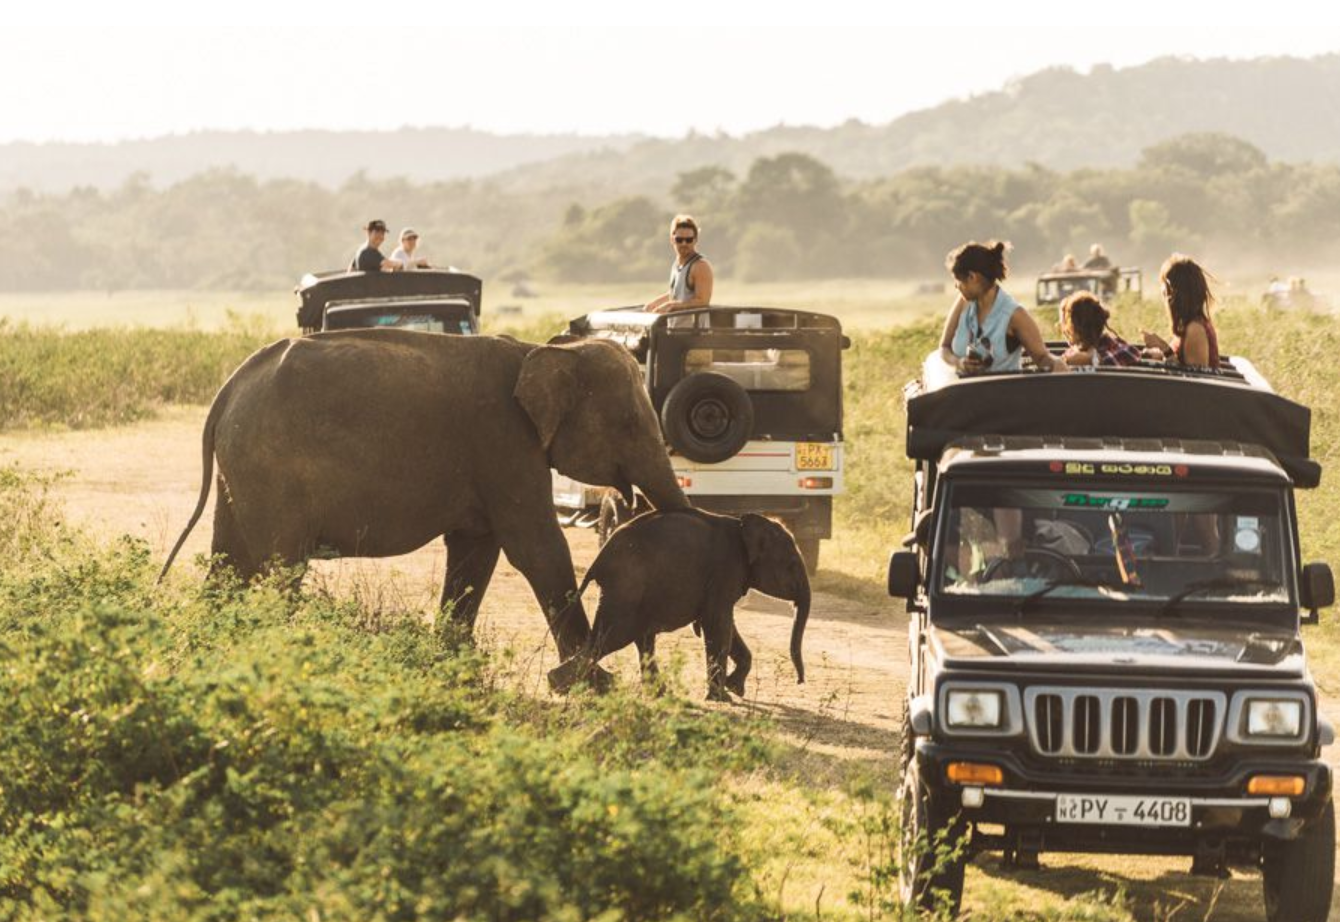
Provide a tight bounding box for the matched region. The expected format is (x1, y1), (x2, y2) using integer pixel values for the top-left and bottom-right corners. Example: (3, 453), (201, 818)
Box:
(796, 443), (835, 470)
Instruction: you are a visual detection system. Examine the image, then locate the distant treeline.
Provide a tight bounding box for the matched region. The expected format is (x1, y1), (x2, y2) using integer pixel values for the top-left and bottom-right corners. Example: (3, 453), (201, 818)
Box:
(3, 132), (1338, 291)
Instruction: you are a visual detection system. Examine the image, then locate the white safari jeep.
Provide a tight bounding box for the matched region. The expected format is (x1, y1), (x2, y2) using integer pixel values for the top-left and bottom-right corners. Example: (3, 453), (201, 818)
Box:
(552, 306), (848, 574)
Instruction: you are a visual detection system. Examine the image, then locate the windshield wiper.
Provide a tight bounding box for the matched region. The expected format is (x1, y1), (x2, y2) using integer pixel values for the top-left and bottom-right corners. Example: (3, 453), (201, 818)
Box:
(1160, 577), (1283, 618)
(1014, 576), (1126, 617)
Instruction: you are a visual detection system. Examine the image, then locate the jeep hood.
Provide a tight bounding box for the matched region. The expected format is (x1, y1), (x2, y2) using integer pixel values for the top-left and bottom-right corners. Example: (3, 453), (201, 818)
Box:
(930, 619), (1305, 676)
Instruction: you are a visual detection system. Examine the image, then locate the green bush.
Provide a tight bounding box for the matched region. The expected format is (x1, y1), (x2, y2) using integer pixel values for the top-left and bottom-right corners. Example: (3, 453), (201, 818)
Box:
(0, 476), (768, 921)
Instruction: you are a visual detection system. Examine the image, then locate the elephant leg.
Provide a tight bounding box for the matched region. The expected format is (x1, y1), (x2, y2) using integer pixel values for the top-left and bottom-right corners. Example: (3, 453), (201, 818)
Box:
(208, 484), (260, 583)
(635, 632), (662, 689)
(701, 608), (735, 702)
(548, 591), (639, 694)
(725, 627), (752, 698)
(499, 520), (593, 661)
(441, 533), (502, 633)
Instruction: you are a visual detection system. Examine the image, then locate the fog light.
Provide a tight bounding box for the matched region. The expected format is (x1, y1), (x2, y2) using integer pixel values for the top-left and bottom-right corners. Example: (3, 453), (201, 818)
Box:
(1248, 775), (1306, 796)
(961, 785), (985, 809)
(946, 762), (1003, 785)
(1268, 797), (1293, 819)
(799, 476), (833, 489)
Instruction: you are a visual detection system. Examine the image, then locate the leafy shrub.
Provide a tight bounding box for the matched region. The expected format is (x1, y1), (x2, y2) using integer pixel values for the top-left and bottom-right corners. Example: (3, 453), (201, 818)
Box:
(0, 474), (768, 921)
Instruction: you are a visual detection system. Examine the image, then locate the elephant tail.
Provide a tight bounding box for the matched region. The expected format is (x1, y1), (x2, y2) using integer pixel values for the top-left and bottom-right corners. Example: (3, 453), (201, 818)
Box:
(157, 375), (233, 583)
(790, 588), (810, 684)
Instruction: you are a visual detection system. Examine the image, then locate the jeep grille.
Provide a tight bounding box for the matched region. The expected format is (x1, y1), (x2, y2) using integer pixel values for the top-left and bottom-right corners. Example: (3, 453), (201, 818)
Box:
(1026, 688), (1224, 761)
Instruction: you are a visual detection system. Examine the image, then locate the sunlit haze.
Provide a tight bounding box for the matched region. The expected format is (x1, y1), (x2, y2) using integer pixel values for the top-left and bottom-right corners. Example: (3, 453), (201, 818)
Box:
(4, 0), (1338, 144)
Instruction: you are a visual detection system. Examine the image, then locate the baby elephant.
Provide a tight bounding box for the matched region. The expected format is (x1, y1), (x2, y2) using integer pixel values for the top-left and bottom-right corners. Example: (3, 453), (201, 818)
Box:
(548, 508), (811, 700)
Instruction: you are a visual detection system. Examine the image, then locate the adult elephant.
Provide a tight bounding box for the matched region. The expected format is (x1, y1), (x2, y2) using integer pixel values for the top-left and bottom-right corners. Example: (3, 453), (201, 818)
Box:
(159, 330), (689, 660)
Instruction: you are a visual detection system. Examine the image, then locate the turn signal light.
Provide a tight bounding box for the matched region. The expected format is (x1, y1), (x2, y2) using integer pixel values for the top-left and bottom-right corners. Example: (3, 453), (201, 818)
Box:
(799, 476), (834, 489)
(946, 762), (1003, 785)
(1247, 775), (1305, 796)
(676, 476), (693, 488)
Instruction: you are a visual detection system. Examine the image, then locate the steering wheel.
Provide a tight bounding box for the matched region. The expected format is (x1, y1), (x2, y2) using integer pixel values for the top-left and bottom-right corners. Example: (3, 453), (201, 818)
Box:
(981, 548), (1083, 583)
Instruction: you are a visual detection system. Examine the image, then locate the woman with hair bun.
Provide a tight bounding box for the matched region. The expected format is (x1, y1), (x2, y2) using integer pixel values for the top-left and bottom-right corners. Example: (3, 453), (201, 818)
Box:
(1142, 254), (1220, 369)
(939, 240), (1065, 374)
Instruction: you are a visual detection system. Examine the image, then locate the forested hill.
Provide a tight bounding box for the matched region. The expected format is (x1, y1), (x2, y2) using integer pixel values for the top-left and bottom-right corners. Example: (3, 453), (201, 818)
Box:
(4, 55), (1339, 195)
(493, 55), (1340, 198)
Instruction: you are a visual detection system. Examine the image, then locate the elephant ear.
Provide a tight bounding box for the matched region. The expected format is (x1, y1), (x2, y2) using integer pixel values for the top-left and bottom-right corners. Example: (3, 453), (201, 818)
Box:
(515, 345), (581, 452)
(740, 514), (775, 568)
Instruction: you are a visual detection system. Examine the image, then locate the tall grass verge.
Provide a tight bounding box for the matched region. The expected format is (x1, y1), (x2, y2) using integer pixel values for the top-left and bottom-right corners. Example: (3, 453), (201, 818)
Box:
(0, 315), (273, 430)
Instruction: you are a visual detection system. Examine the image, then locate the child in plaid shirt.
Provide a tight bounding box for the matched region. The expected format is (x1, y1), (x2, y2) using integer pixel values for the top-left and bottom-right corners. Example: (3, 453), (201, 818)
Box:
(1059, 291), (1142, 368)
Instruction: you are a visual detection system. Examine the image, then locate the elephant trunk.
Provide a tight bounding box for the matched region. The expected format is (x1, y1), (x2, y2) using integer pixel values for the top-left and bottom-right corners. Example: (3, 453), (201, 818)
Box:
(790, 585), (810, 684)
(636, 463), (691, 512)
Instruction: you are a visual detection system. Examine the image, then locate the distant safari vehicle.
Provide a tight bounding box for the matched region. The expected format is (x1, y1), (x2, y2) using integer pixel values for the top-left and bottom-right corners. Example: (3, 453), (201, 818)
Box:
(1036, 267), (1142, 307)
(551, 305), (848, 574)
(295, 269), (483, 335)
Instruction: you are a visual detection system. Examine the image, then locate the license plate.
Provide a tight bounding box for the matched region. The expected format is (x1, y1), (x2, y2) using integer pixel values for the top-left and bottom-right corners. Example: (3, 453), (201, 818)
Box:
(1056, 794), (1190, 827)
(796, 443), (835, 470)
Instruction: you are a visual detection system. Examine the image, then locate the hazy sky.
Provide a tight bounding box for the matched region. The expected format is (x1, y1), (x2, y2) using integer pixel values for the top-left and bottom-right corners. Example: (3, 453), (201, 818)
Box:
(4, 0), (1336, 144)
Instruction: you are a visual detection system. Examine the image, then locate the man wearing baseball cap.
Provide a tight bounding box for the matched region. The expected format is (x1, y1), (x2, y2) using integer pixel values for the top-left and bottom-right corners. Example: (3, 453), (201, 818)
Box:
(350, 220), (405, 273)
(391, 227), (432, 271)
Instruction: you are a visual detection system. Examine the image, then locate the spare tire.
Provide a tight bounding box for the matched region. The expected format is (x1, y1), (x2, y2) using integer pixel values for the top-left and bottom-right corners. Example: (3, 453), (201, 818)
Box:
(661, 372), (754, 464)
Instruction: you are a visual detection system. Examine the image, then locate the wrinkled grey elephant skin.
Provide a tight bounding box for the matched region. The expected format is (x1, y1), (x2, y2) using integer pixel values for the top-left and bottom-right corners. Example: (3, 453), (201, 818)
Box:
(160, 329), (689, 659)
(548, 509), (811, 700)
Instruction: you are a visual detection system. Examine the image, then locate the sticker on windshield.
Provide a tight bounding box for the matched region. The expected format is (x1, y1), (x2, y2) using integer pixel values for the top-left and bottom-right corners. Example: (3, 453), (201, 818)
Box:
(1062, 493), (1170, 510)
(1050, 461), (1188, 478)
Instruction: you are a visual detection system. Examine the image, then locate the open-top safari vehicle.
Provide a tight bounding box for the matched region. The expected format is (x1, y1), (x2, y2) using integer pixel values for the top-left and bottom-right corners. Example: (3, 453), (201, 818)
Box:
(1035, 266), (1142, 307)
(551, 306), (848, 574)
(295, 270), (483, 335)
(888, 350), (1334, 920)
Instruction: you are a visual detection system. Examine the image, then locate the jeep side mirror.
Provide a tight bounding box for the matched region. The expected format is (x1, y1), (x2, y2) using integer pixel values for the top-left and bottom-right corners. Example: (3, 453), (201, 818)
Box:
(888, 551), (920, 600)
(1300, 562), (1334, 623)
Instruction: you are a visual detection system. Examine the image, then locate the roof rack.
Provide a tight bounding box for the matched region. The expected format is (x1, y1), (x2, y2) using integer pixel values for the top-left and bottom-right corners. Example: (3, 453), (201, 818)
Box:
(907, 350), (1319, 488)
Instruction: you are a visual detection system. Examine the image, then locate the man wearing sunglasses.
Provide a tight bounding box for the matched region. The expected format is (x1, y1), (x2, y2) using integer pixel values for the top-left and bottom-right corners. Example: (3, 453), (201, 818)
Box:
(646, 214), (714, 314)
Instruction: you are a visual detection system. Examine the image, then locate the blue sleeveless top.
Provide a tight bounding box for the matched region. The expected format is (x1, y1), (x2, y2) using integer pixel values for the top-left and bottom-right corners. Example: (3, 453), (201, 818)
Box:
(950, 287), (1023, 371)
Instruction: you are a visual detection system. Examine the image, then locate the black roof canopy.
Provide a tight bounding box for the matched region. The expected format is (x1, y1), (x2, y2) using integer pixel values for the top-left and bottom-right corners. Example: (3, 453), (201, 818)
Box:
(906, 355), (1319, 487)
(295, 270), (482, 332)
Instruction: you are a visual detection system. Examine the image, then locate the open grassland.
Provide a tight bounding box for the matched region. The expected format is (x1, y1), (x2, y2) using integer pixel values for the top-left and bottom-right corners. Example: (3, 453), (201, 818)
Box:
(0, 280), (950, 335)
(4, 286), (1340, 919)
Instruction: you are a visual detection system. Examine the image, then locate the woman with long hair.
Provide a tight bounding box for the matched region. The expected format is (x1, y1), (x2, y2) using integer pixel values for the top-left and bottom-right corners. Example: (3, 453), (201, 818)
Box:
(1142, 254), (1220, 369)
(939, 240), (1065, 374)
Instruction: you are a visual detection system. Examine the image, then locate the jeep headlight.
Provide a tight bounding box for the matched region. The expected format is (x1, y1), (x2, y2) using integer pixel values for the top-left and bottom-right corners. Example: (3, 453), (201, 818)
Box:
(946, 689), (1003, 729)
(1247, 699), (1303, 738)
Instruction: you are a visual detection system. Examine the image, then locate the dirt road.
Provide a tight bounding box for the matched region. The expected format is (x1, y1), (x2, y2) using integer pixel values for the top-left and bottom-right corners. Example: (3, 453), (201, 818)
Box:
(4, 406), (1335, 921)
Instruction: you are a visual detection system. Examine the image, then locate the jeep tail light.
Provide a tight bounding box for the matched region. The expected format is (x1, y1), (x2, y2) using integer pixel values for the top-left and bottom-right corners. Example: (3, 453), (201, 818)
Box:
(677, 476), (693, 488)
(799, 476), (833, 489)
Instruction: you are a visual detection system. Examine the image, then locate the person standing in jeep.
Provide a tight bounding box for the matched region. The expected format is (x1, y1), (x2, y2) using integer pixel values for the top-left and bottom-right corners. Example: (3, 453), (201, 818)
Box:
(646, 214), (714, 313)
(350, 219), (405, 274)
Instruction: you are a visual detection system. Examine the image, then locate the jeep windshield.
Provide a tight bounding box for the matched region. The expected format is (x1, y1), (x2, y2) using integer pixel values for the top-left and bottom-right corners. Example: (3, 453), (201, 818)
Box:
(936, 480), (1292, 607)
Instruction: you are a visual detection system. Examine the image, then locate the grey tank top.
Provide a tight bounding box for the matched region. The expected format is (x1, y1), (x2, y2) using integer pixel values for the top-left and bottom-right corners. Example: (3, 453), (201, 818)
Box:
(670, 253), (702, 302)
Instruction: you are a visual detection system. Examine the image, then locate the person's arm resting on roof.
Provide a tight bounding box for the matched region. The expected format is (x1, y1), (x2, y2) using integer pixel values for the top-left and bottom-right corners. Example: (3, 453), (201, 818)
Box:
(1010, 309), (1067, 372)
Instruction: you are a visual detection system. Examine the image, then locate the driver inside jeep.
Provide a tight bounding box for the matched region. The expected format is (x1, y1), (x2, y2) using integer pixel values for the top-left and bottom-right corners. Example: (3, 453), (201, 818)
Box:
(941, 487), (1286, 606)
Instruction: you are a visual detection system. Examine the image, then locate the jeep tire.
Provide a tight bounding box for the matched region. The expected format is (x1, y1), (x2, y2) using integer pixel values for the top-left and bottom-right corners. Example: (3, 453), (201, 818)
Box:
(797, 536), (820, 576)
(1262, 798), (1335, 922)
(596, 492), (634, 547)
(897, 743), (967, 917)
(661, 372), (754, 464)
